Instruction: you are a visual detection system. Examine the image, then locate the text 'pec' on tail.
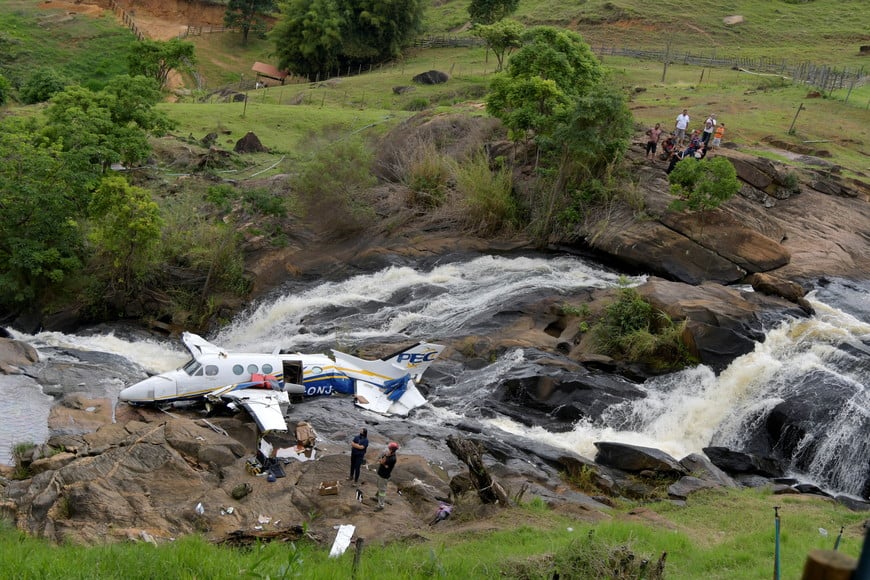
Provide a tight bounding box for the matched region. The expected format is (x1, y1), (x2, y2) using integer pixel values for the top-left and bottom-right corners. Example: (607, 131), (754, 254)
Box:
(382, 342), (445, 381)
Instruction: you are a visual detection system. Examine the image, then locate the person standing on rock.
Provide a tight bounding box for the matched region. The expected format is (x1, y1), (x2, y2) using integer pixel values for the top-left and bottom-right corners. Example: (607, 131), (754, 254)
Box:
(349, 427), (369, 485)
(645, 123), (663, 160)
(375, 442), (399, 511)
(675, 109), (690, 147)
(712, 123), (726, 148)
(702, 113), (717, 147)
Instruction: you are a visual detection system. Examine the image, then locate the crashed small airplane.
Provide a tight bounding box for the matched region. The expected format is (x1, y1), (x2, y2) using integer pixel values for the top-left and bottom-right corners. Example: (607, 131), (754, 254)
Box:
(119, 332), (445, 432)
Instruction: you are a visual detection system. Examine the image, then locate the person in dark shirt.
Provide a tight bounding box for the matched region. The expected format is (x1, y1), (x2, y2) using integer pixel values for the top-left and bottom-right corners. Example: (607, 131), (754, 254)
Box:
(375, 442), (399, 510)
(348, 428), (369, 485)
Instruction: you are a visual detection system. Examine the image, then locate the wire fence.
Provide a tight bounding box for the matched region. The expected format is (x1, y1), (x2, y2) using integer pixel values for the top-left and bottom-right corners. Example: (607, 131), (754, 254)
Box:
(592, 45), (866, 93)
(107, 2), (867, 97)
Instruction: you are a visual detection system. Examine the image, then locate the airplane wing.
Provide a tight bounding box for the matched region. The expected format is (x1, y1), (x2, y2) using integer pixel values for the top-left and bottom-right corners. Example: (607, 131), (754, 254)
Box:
(182, 332), (226, 357)
(221, 389), (290, 432)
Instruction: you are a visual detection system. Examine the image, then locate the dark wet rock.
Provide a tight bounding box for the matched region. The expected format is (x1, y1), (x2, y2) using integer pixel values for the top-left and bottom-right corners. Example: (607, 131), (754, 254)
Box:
(594, 442), (686, 476)
(668, 476), (722, 499)
(412, 70), (449, 84)
(733, 474), (773, 488)
(836, 496), (870, 512)
(489, 360), (645, 429)
(773, 484), (801, 495)
(679, 453), (737, 488)
(794, 483), (832, 497)
(234, 131), (268, 153)
(703, 446), (785, 478)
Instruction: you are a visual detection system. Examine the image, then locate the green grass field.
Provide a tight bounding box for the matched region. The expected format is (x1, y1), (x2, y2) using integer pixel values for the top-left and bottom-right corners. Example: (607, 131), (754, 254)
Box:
(1, 488), (866, 579)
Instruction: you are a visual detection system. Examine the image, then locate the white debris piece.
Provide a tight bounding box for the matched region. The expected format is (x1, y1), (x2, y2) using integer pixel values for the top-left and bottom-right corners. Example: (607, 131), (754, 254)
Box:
(329, 524), (356, 558)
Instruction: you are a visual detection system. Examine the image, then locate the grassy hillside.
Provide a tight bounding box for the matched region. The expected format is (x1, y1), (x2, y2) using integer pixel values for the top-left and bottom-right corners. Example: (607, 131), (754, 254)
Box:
(426, 0), (870, 66)
(0, 1), (136, 91)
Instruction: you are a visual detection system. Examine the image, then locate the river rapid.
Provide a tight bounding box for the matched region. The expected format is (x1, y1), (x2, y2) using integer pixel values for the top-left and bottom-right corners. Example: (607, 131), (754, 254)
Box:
(2, 254), (868, 497)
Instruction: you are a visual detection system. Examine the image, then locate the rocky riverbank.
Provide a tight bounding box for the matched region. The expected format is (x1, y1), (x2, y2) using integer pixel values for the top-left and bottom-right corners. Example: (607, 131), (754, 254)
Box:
(2, 122), (869, 545)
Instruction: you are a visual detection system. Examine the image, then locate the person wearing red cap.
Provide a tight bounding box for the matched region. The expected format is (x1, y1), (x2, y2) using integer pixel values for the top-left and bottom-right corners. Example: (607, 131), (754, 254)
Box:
(375, 442), (399, 510)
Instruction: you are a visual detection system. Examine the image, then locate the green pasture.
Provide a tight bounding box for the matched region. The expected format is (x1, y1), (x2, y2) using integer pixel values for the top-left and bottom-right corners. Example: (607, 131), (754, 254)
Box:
(2, 488), (866, 579)
(426, 0), (870, 66)
(0, 1), (136, 91)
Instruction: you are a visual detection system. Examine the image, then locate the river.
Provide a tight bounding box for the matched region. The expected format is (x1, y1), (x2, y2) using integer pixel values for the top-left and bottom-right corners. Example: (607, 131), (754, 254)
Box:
(2, 254), (868, 497)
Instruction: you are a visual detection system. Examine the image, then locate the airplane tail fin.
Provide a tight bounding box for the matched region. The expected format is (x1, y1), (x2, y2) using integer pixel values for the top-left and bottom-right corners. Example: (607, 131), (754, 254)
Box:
(380, 342), (445, 382)
(332, 342), (444, 385)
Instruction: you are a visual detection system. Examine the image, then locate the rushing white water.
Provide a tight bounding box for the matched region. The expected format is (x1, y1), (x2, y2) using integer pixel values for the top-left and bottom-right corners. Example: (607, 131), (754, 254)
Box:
(482, 290), (870, 497)
(2, 255), (867, 497)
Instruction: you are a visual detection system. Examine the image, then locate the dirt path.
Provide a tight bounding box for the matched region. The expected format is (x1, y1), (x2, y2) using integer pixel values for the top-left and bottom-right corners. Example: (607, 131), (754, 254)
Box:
(38, 0), (225, 90)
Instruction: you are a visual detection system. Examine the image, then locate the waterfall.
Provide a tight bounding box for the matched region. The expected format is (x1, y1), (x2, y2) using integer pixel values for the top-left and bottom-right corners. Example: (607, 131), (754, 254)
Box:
(2, 255), (867, 498)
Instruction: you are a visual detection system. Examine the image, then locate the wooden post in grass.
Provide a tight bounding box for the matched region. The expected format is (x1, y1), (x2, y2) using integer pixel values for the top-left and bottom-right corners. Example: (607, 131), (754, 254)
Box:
(800, 550), (855, 580)
(661, 40), (671, 83)
(351, 537), (364, 579)
(788, 103), (805, 135)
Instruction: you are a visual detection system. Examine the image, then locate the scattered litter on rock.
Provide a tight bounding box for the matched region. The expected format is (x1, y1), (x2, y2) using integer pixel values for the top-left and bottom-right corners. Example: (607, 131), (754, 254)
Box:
(195, 502), (205, 515)
(258, 514), (271, 524)
(318, 481), (340, 496)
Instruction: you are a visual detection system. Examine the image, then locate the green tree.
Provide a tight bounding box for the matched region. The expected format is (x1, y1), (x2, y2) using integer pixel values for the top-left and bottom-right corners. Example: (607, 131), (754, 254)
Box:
(272, 0), (424, 79)
(552, 81), (633, 180)
(472, 19), (524, 72)
(668, 156), (740, 214)
(0, 118), (89, 307)
(272, 0), (344, 78)
(486, 27), (603, 142)
(127, 38), (196, 90)
(88, 176), (162, 293)
(43, 76), (172, 171)
(468, 0), (520, 24)
(224, 0), (276, 45)
(20, 67), (67, 104)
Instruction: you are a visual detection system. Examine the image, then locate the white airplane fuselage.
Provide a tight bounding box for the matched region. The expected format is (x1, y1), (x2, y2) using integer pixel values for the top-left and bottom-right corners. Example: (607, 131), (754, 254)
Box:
(117, 333), (445, 431)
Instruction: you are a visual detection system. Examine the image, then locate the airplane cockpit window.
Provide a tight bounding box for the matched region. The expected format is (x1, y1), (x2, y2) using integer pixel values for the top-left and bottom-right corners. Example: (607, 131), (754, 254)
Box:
(233, 364), (244, 375)
(247, 364), (258, 374)
(262, 364), (273, 374)
(182, 360), (202, 376)
(194, 367), (204, 376)
(205, 365), (219, 376)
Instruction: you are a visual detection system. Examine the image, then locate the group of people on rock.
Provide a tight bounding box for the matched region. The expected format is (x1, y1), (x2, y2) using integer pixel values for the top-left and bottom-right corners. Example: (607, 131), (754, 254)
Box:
(644, 109), (726, 173)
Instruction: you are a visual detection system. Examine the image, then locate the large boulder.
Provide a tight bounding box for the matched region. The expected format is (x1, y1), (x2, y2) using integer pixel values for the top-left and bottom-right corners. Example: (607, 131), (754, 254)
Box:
(592, 218), (747, 285)
(638, 278), (806, 371)
(593, 442), (686, 476)
(659, 209), (790, 273)
(0, 338), (39, 374)
(703, 446), (785, 478)
(488, 357), (646, 430)
(412, 70), (449, 84)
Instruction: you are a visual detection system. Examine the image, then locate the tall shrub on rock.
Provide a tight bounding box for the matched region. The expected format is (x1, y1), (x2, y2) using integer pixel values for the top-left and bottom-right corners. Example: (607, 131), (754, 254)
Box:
(486, 26), (632, 241)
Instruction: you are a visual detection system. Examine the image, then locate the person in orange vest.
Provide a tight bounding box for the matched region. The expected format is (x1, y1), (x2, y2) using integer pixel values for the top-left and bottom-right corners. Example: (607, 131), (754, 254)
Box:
(711, 123), (726, 148)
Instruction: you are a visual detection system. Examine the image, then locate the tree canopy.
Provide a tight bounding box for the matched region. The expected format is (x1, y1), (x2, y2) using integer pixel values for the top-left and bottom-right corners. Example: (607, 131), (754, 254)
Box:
(127, 39), (196, 90)
(486, 26), (603, 142)
(0, 118), (89, 307)
(272, 0), (424, 79)
(472, 19), (524, 72)
(224, 0), (276, 45)
(468, 0), (520, 25)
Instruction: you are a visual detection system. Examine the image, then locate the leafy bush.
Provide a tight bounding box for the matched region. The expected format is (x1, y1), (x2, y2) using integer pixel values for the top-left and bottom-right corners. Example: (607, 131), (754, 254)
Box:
(405, 96), (430, 111)
(20, 68), (66, 104)
(668, 156), (740, 215)
(592, 286), (693, 369)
